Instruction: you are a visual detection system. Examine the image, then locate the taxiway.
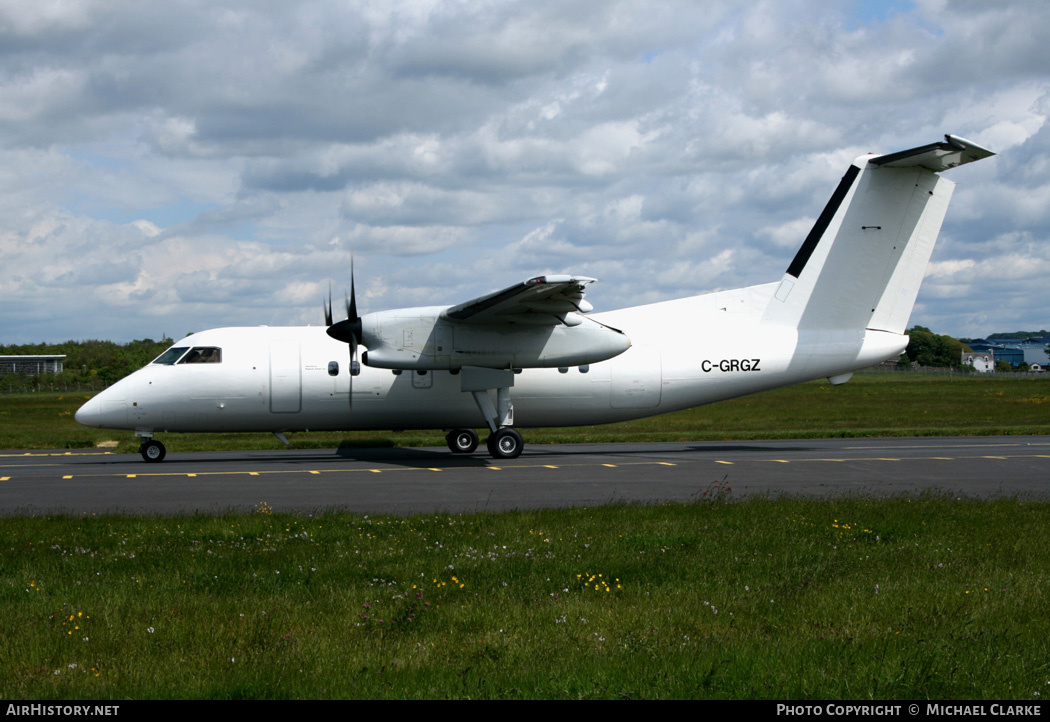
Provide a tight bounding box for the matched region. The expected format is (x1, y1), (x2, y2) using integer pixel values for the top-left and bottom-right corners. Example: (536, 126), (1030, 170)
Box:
(2, 436), (1048, 516)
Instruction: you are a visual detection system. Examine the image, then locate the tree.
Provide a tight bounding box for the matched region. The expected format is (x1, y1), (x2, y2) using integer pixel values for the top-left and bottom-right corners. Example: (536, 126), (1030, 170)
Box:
(905, 327), (971, 368)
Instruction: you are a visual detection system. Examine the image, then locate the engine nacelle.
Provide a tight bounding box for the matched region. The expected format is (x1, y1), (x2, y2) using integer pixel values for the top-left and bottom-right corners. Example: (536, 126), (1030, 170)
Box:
(359, 307), (630, 370)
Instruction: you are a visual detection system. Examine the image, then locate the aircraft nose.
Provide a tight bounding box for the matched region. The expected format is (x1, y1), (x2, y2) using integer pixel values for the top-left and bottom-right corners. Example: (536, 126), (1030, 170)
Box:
(75, 397), (102, 427)
(75, 390), (129, 429)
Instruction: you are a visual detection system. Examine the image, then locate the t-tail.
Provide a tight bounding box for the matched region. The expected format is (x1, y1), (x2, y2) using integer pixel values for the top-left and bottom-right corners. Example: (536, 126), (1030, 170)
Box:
(761, 134), (994, 336)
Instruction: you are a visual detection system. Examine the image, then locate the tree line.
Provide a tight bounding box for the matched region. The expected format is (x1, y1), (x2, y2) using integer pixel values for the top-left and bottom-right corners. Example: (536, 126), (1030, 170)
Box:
(0, 338), (172, 392)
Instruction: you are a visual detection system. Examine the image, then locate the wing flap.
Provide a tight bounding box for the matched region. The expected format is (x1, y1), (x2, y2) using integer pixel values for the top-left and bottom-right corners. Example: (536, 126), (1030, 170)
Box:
(443, 275), (597, 325)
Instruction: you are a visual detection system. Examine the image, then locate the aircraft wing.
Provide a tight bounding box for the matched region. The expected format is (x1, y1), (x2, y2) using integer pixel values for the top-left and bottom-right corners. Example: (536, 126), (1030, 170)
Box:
(869, 134), (995, 172)
(442, 275), (597, 326)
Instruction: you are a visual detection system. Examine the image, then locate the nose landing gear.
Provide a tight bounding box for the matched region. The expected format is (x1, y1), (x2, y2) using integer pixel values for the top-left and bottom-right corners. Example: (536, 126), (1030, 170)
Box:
(138, 439), (166, 463)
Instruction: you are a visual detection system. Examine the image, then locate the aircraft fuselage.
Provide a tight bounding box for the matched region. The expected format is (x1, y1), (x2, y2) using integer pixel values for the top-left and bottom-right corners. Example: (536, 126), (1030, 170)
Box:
(76, 285), (907, 436)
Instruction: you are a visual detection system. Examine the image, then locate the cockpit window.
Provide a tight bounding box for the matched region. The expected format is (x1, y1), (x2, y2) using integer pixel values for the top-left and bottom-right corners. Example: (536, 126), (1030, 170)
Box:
(178, 347), (222, 364)
(152, 347), (190, 365)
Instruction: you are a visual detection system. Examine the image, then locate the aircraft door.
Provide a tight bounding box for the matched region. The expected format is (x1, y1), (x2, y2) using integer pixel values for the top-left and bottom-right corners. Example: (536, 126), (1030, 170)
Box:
(269, 341), (302, 413)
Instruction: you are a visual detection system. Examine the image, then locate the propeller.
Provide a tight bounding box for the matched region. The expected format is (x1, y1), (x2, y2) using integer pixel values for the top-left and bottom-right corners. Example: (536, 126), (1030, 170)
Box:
(325, 257), (363, 409)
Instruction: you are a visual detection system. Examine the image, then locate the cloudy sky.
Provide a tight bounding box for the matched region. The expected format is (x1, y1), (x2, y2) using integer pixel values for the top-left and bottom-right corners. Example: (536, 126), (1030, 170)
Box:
(1, 0), (1047, 344)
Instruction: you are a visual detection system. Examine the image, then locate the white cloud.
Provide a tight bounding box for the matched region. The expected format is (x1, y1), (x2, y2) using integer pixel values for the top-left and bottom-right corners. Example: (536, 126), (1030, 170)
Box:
(0, 0), (1047, 343)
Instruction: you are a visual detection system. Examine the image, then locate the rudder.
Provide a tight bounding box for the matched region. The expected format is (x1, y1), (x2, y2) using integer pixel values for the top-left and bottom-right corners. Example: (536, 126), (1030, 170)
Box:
(762, 135), (993, 334)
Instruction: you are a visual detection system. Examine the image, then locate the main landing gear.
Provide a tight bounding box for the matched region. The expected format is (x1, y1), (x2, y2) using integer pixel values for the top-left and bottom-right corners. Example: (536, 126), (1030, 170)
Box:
(449, 366), (526, 460)
(446, 428), (479, 454)
(486, 427), (523, 459)
(445, 426), (523, 459)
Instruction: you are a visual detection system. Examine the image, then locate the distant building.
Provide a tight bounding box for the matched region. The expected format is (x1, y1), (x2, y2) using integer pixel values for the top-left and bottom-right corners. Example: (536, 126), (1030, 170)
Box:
(966, 337), (1049, 369)
(961, 351), (994, 373)
(0, 355), (66, 376)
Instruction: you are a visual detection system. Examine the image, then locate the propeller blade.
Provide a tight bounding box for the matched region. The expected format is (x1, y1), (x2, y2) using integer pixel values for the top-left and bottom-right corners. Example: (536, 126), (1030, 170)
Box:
(327, 256), (363, 345)
(322, 253), (363, 411)
(348, 343), (354, 411)
(348, 255), (358, 321)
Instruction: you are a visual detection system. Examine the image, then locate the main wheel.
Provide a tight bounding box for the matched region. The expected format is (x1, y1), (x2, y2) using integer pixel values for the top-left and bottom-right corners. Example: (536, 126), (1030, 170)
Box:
(486, 427), (523, 460)
(139, 440), (166, 463)
(446, 428), (479, 454)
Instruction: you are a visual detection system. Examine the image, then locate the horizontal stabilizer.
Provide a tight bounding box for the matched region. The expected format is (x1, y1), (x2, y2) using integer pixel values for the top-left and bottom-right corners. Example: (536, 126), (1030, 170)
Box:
(869, 134), (994, 172)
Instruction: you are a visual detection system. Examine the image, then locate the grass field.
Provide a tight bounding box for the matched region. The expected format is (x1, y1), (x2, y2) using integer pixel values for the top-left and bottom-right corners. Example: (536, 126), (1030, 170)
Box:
(2, 370), (1049, 453)
(2, 497), (1048, 699)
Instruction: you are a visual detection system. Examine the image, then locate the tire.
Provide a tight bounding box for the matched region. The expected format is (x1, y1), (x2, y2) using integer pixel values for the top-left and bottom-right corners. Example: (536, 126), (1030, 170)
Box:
(446, 428), (479, 454)
(139, 440), (166, 463)
(486, 427), (523, 460)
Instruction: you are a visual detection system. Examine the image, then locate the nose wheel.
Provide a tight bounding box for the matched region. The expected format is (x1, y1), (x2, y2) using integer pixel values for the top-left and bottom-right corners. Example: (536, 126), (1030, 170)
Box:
(139, 439), (167, 463)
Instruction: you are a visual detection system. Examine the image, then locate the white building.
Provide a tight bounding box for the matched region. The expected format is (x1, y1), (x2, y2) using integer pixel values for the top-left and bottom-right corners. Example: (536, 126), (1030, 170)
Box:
(961, 351), (994, 373)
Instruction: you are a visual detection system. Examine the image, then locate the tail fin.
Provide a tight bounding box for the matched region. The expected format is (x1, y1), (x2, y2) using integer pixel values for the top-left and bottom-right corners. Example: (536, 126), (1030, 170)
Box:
(761, 135), (994, 333)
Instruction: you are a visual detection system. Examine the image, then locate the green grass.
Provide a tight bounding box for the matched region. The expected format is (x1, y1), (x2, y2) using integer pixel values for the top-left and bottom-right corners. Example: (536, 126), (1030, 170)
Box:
(2, 497), (1048, 699)
(2, 371), (1048, 453)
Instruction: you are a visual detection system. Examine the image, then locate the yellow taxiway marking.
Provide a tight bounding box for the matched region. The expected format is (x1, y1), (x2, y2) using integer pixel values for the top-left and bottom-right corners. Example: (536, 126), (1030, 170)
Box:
(1, 451), (114, 459)
(63, 475), (73, 479)
(28, 459), (685, 481)
(29, 455), (1047, 482)
(1, 477), (9, 481)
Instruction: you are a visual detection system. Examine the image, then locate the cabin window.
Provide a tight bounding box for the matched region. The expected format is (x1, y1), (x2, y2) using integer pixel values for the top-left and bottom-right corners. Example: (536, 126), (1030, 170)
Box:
(178, 347), (222, 364)
(152, 347), (189, 365)
(328, 361), (339, 376)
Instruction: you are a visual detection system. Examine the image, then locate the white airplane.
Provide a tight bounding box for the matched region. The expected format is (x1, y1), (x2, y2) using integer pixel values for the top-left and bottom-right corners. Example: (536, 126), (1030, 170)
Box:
(76, 135), (994, 463)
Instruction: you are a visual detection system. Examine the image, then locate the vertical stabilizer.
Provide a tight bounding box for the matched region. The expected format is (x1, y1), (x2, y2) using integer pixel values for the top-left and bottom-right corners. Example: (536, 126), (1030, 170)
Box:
(761, 135), (993, 334)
